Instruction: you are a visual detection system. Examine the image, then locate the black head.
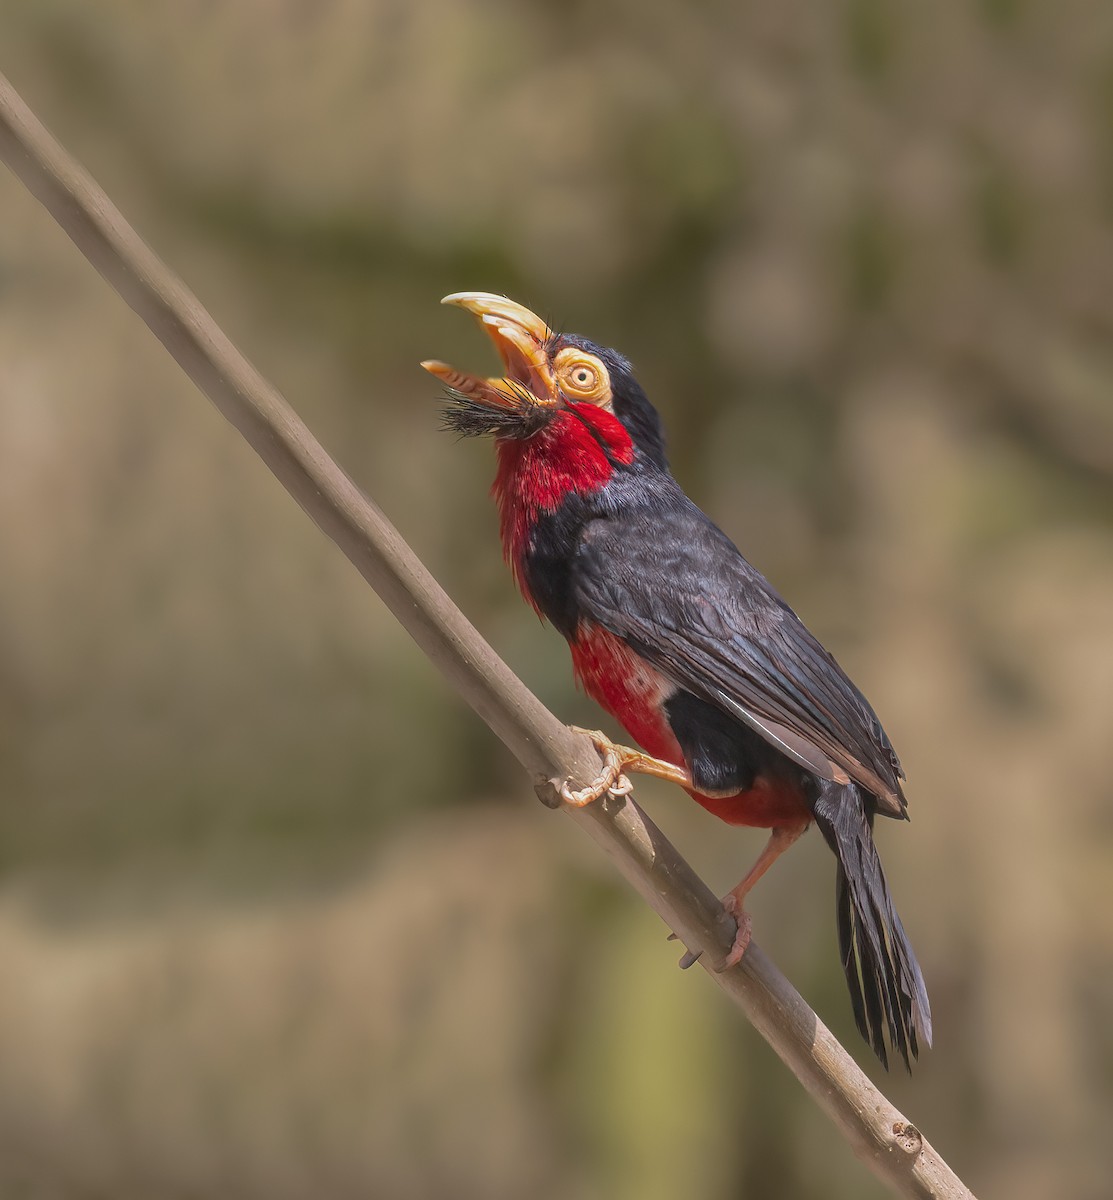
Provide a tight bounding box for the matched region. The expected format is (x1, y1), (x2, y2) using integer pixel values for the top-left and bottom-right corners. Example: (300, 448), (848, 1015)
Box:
(423, 293), (667, 469)
(556, 333), (667, 469)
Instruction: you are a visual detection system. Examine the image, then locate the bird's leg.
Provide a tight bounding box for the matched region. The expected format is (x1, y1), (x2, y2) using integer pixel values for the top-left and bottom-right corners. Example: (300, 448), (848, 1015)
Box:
(560, 727), (692, 807)
(719, 821), (808, 970)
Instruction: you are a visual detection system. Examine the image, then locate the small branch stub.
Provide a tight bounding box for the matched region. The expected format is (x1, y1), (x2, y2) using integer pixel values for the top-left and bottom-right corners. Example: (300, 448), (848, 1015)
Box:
(892, 1122), (924, 1157)
(534, 777), (565, 810)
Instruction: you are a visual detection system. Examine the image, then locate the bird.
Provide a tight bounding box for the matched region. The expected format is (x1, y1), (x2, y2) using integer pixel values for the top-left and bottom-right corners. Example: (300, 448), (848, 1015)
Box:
(423, 292), (931, 1069)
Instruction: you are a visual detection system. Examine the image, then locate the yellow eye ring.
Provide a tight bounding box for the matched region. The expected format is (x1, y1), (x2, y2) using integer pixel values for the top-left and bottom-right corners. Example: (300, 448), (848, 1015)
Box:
(553, 348), (611, 404)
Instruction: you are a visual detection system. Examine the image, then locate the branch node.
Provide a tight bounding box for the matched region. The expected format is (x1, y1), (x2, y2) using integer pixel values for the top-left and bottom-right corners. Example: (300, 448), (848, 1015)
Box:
(891, 1121), (924, 1157)
(533, 778), (565, 810)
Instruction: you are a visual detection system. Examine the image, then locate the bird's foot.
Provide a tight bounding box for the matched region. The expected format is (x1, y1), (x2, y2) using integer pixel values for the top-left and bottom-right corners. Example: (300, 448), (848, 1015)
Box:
(560, 727), (692, 808)
(719, 894), (753, 970)
(667, 900), (751, 972)
(559, 729), (634, 807)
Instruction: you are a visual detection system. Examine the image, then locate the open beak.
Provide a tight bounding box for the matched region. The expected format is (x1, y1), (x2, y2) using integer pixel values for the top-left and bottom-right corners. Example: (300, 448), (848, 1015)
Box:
(422, 292), (557, 409)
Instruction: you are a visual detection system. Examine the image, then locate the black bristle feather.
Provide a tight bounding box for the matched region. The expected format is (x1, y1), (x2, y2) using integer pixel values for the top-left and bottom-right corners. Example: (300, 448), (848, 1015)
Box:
(438, 385), (553, 441)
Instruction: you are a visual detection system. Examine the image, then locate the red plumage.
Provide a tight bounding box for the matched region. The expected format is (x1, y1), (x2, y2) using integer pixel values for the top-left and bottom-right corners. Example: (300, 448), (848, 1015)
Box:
(493, 405), (634, 609)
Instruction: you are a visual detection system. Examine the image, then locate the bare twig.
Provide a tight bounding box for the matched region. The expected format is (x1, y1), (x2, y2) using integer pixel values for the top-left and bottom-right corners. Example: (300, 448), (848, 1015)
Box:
(0, 70), (974, 1200)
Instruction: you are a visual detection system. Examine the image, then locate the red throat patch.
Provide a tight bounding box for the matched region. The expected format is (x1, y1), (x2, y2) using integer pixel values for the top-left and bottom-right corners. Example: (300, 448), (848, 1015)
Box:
(493, 405), (633, 608)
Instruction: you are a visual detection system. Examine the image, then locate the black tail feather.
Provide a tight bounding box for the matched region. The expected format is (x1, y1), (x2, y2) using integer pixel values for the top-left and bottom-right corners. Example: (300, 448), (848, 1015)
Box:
(812, 781), (932, 1070)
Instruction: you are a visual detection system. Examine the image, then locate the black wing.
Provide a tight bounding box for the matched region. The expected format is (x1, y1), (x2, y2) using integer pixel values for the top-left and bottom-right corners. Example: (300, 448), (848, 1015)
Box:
(572, 498), (907, 816)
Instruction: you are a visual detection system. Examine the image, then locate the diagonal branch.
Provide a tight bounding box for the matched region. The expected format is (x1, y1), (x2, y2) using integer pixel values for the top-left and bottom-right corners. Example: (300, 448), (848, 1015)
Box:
(0, 70), (974, 1200)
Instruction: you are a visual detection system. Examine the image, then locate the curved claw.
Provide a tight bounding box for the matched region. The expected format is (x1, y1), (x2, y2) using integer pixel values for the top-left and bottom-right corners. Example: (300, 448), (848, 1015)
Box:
(560, 732), (634, 807)
(717, 898), (753, 972)
(560, 754), (627, 807)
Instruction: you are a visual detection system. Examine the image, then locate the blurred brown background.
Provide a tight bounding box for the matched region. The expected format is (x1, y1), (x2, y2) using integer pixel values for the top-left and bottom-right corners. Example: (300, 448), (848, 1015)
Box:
(0, 3), (1111, 1198)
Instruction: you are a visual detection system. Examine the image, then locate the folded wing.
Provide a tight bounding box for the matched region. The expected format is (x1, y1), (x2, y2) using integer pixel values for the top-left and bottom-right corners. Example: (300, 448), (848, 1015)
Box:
(573, 500), (907, 817)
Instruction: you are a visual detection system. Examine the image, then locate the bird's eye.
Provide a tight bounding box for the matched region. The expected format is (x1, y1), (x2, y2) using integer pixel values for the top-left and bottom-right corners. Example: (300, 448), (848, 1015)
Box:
(554, 348), (611, 404)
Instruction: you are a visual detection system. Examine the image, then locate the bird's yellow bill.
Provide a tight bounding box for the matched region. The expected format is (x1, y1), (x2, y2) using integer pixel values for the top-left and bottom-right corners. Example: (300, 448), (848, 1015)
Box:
(422, 291), (557, 408)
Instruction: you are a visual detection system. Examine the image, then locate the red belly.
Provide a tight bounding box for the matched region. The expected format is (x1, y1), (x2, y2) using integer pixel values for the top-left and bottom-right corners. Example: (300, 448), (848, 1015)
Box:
(569, 623), (682, 763)
(689, 779), (808, 828)
(569, 624), (809, 829)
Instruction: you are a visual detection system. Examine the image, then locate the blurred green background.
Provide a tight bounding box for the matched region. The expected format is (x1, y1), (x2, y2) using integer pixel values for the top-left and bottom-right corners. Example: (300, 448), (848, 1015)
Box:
(1, 2), (1111, 1197)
